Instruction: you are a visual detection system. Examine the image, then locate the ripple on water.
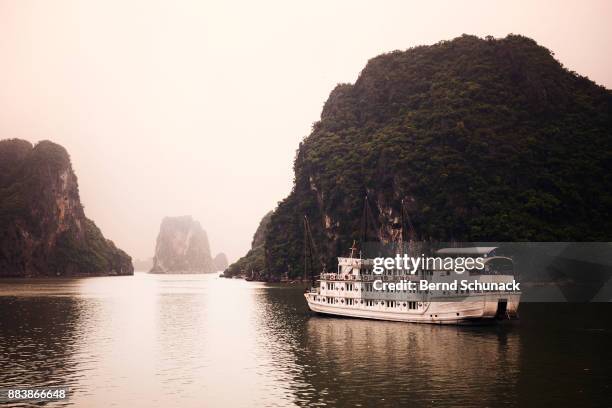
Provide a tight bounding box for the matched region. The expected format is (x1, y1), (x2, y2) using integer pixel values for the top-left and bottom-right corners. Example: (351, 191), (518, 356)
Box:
(1, 276), (611, 407)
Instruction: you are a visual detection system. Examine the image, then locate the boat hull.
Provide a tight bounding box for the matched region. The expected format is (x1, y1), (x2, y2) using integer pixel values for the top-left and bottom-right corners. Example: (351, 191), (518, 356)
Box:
(305, 293), (520, 325)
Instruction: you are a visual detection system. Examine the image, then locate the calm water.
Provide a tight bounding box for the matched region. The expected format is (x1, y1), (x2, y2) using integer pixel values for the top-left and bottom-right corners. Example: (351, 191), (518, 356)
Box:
(0, 273), (611, 407)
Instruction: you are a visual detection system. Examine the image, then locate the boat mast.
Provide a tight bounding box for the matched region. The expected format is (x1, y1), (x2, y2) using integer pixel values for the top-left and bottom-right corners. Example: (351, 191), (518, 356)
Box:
(303, 215), (323, 285)
(359, 194), (378, 259)
(401, 198), (417, 257)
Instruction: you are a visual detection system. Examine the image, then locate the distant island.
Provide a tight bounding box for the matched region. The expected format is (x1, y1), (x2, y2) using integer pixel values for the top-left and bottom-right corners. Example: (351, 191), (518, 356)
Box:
(213, 252), (229, 271)
(228, 34), (612, 281)
(150, 215), (224, 274)
(0, 139), (133, 277)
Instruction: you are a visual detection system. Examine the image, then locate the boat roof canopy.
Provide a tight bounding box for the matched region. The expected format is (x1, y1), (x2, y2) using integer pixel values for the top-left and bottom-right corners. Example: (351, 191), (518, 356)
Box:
(435, 247), (498, 256)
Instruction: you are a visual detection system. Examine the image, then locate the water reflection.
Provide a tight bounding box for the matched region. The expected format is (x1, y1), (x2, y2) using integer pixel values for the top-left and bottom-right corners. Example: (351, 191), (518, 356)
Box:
(0, 292), (82, 408)
(300, 318), (520, 407)
(515, 303), (612, 407)
(0, 275), (610, 407)
(257, 285), (521, 407)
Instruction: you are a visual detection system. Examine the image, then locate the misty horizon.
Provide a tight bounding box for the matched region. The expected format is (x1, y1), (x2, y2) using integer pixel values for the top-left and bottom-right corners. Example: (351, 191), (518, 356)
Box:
(1, 0), (611, 263)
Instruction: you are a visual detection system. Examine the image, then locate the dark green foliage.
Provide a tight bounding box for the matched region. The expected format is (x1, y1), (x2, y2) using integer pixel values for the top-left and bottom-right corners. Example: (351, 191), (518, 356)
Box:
(48, 219), (132, 276)
(0, 139), (133, 277)
(263, 34), (612, 278)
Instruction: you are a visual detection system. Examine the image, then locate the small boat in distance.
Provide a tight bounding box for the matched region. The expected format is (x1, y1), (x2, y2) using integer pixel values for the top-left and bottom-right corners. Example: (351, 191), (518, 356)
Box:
(304, 245), (521, 325)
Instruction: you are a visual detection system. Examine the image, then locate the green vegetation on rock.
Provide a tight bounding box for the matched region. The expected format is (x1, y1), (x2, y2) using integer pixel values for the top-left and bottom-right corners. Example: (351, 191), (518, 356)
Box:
(0, 139), (133, 277)
(254, 34), (612, 279)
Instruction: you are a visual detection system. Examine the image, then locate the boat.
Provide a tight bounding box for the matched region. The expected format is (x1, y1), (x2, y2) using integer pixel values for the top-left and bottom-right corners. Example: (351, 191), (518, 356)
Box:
(304, 245), (521, 325)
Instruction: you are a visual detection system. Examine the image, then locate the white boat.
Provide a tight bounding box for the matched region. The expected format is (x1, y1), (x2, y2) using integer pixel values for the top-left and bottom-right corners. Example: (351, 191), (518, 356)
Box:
(304, 246), (520, 325)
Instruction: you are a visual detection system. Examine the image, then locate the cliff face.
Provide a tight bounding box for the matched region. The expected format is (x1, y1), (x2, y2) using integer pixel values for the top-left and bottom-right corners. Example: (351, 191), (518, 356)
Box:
(213, 253), (229, 271)
(150, 216), (214, 273)
(224, 211), (272, 277)
(0, 139), (133, 277)
(258, 34), (612, 278)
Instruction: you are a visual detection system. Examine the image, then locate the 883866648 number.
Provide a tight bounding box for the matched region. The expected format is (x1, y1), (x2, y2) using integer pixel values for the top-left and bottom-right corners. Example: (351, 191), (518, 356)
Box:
(0, 387), (69, 402)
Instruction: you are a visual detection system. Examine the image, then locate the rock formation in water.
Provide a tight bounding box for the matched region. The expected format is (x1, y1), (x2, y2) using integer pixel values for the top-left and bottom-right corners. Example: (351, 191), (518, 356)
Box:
(224, 211), (272, 278)
(150, 216), (215, 273)
(213, 252), (229, 271)
(237, 34), (612, 279)
(0, 139), (134, 277)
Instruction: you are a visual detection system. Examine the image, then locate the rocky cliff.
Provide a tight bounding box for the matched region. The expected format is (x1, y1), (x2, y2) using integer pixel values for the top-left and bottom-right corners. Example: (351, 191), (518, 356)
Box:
(0, 139), (134, 277)
(256, 34), (612, 279)
(213, 253), (229, 271)
(150, 216), (215, 273)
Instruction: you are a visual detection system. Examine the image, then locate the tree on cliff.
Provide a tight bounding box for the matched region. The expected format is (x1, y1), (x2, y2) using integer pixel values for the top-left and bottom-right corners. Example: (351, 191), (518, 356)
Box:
(0, 139), (133, 277)
(258, 34), (612, 279)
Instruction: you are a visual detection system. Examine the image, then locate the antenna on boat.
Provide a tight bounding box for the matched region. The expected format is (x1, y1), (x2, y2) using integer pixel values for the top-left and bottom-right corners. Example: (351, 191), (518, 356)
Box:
(349, 240), (358, 259)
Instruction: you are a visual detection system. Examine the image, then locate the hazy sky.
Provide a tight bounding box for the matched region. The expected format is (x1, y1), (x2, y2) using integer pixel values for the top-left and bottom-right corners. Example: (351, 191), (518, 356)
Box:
(1, 0), (610, 262)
